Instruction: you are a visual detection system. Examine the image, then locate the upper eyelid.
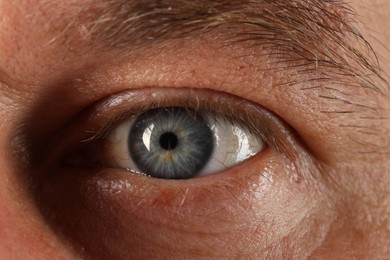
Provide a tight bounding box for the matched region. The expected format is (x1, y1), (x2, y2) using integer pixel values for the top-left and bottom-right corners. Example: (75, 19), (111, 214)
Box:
(82, 88), (283, 146)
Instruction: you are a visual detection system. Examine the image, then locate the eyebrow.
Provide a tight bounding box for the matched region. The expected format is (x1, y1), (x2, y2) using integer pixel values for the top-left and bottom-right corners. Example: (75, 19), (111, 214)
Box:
(78, 0), (386, 95)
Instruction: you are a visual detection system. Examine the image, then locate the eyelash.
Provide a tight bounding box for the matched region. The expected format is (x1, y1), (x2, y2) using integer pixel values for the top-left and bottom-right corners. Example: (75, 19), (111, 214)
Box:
(55, 88), (296, 174)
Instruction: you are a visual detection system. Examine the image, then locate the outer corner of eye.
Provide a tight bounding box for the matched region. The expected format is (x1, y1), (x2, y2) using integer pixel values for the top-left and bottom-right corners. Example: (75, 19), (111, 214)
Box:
(105, 106), (266, 180)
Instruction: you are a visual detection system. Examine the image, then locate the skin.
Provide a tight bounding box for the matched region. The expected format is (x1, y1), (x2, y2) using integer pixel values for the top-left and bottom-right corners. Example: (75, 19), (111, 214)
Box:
(0, 0), (389, 259)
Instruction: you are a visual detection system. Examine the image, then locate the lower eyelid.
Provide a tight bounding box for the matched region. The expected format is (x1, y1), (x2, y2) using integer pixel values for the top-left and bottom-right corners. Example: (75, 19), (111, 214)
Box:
(37, 147), (317, 258)
(51, 148), (280, 206)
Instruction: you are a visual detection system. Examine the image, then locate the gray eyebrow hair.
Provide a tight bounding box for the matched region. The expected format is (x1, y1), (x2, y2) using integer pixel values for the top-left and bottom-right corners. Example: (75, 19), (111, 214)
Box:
(78, 0), (386, 93)
(75, 1), (389, 113)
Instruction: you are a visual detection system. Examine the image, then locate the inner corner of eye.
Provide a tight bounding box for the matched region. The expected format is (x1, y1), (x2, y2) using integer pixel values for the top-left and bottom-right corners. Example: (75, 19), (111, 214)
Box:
(104, 106), (266, 180)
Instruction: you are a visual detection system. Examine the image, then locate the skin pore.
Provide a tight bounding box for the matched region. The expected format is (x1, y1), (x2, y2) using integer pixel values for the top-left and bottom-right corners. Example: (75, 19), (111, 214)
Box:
(0, 0), (389, 259)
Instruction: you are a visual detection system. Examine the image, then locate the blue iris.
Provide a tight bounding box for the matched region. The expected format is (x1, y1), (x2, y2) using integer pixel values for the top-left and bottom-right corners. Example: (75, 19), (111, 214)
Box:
(128, 107), (214, 179)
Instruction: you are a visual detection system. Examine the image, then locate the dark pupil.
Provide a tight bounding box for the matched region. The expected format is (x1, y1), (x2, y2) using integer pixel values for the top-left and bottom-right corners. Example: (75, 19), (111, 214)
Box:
(159, 132), (178, 150)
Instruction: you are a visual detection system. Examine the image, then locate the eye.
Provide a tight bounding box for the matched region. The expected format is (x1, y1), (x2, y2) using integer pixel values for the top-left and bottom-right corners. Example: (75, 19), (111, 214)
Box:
(61, 88), (293, 181)
(108, 106), (265, 179)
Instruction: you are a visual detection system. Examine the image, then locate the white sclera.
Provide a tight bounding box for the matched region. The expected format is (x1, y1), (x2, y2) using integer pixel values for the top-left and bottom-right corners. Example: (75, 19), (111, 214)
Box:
(198, 117), (265, 176)
(107, 115), (265, 177)
(108, 118), (141, 173)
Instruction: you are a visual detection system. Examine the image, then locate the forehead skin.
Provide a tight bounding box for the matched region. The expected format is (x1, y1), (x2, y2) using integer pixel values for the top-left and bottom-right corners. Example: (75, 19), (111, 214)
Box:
(0, 0), (389, 259)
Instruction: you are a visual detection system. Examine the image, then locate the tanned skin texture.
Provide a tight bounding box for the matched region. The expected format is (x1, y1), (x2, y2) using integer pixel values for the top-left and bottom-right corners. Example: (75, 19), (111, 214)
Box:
(0, 0), (389, 259)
